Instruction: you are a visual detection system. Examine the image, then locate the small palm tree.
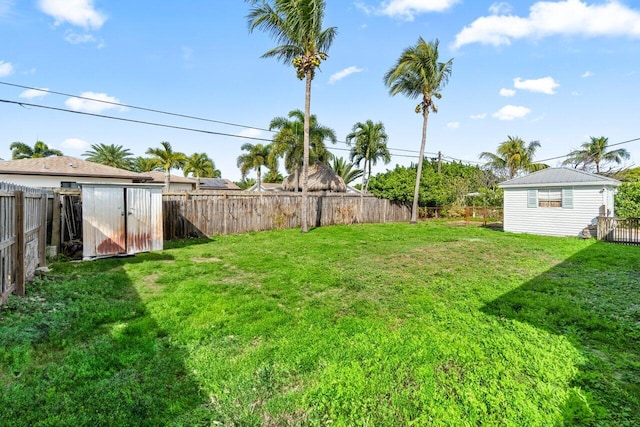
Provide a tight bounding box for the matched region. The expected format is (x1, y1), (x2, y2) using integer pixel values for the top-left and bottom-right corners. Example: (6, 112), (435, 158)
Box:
(184, 152), (220, 190)
(237, 143), (276, 192)
(248, 0), (337, 232)
(480, 136), (548, 179)
(346, 120), (391, 194)
(10, 141), (63, 159)
(146, 141), (187, 190)
(269, 109), (336, 191)
(82, 143), (134, 170)
(562, 136), (630, 173)
(131, 156), (160, 173)
(331, 157), (363, 186)
(384, 38), (453, 224)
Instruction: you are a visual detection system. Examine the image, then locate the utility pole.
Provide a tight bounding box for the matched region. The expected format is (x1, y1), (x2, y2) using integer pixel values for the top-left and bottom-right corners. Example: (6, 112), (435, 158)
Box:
(437, 151), (442, 174)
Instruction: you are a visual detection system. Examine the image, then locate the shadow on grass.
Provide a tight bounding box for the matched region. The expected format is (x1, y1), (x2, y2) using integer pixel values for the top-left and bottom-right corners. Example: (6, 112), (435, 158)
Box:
(164, 236), (215, 250)
(482, 241), (640, 425)
(0, 252), (212, 426)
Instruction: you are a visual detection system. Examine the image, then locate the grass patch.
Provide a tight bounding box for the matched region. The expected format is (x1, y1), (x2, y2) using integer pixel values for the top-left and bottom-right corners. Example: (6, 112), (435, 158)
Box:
(1, 222), (638, 425)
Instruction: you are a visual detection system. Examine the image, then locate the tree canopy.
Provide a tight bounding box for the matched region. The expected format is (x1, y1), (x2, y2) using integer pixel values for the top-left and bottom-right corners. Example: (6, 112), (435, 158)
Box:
(10, 141), (63, 159)
(563, 136), (630, 173)
(480, 136), (548, 179)
(82, 143), (134, 170)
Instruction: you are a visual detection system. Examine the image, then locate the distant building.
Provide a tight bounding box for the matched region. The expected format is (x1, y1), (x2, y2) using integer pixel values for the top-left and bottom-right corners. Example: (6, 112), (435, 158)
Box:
(0, 156), (150, 189)
(199, 178), (241, 191)
(145, 171), (196, 191)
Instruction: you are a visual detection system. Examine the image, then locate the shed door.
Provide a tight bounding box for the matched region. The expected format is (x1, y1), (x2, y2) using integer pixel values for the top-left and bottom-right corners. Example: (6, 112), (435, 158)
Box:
(126, 187), (163, 254)
(82, 186), (126, 259)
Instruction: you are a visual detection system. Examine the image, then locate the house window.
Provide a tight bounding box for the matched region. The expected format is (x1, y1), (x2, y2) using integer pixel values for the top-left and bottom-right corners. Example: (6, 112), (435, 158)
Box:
(61, 181), (79, 189)
(538, 189), (562, 207)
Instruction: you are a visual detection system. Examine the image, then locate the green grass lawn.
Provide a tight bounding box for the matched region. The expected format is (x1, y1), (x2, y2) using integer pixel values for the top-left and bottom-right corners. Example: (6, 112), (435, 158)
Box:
(1, 222), (639, 426)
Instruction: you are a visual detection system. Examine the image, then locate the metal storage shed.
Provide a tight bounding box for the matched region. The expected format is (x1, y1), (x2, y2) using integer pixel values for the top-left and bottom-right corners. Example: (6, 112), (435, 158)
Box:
(81, 183), (163, 260)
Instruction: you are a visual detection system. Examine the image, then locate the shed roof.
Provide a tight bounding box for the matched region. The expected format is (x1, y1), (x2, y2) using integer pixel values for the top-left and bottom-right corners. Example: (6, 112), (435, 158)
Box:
(0, 156), (151, 181)
(499, 167), (621, 188)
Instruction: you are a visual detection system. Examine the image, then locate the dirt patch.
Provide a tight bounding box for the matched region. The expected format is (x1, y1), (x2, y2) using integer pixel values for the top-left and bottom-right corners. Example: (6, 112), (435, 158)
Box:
(192, 257), (222, 263)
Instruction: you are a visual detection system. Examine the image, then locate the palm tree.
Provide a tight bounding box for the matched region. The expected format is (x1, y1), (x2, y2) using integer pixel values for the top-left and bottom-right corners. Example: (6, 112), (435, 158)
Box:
(82, 143), (134, 170)
(146, 141), (187, 190)
(248, 0), (337, 232)
(269, 109), (336, 191)
(480, 136), (548, 179)
(10, 141), (63, 159)
(237, 143), (276, 192)
(331, 157), (363, 186)
(346, 120), (391, 194)
(384, 38), (453, 224)
(131, 156), (159, 173)
(184, 152), (221, 190)
(562, 136), (630, 173)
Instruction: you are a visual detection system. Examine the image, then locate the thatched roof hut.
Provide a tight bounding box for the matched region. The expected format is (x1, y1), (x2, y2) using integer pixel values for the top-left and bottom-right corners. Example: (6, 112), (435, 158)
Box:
(283, 161), (346, 192)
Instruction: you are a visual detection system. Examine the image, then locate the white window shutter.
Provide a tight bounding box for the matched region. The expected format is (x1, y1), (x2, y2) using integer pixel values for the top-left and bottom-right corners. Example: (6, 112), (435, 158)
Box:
(527, 189), (537, 208)
(562, 188), (573, 209)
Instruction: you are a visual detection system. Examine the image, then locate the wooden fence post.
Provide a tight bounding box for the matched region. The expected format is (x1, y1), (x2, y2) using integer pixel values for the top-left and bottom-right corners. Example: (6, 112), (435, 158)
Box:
(51, 192), (61, 255)
(38, 194), (47, 267)
(15, 191), (25, 297)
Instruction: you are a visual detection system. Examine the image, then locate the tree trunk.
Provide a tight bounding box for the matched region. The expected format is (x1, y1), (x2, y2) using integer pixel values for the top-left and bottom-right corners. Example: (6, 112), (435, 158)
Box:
(257, 166), (262, 192)
(410, 109), (430, 224)
(301, 71), (312, 233)
(195, 176), (200, 191)
(164, 168), (170, 191)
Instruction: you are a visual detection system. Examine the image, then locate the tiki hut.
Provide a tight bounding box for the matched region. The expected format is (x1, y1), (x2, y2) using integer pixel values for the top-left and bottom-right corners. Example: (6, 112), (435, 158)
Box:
(283, 161), (347, 192)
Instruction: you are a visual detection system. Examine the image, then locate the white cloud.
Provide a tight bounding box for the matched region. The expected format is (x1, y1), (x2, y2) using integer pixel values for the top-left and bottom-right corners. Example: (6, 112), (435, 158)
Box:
(492, 105), (531, 120)
(379, 0), (460, 20)
(64, 31), (96, 44)
(0, 0), (13, 16)
(38, 0), (106, 30)
(514, 76), (559, 94)
(446, 122), (460, 129)
(329, 66), (364, 84)
(489, 2), (512, 15)
(238, 128), (262, 139)
(23, 68), (36, 75)
(500, 88), (516, 97)
(571, 90), (580, 96)
(61, 138), (90, 151)
(581, 70), (594, 78)
(0, 60), (13, 77)
(19, 88), (49, 99)
(470, 113), (487, 120)
(65, 92), (125, 113)
(453, 0), (640, 49)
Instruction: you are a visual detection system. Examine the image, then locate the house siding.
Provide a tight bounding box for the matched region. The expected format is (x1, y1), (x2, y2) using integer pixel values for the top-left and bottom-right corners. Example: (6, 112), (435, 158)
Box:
(503, 185), (612, 237)
(0, 174), (135, 188)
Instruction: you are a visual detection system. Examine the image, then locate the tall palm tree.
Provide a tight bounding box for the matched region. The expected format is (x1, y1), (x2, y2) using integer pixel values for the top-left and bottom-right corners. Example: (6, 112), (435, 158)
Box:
(346, 120), (391, 194)
(82, 143), (134, 170)
(237, 143), (276, 192)
(562, 136), (630, 173)
(384, 38), (453, 224)
(248, 0), (337, 232)
(10, 141), (63, 159)
(480, 136), (548, 179)
(184, 152), (221, 190)
(331, 157), (363, 186)
(146, 141), (187, 190)
(269, 109), (336, 191)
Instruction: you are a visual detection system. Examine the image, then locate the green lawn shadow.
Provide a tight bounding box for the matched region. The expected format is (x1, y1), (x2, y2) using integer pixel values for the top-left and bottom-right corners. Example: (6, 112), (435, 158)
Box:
(481, 241), (640, 425)
(0, 252), (213, 426)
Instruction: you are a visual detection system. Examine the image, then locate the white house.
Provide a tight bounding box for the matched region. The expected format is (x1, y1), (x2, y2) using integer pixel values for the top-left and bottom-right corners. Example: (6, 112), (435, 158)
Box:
(499, 168), (621, 237)
(0, 156), (151, 188)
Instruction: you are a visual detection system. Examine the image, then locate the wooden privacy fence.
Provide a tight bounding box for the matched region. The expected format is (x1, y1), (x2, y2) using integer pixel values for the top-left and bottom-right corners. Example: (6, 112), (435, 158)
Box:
(597, 216), (640, 245)
(163, 192), (411, 239)
(1, 182), (49, 304)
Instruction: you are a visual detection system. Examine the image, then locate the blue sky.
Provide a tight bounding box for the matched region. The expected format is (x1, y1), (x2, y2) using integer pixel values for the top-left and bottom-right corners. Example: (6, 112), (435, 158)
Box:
(1, 0), (639, 181)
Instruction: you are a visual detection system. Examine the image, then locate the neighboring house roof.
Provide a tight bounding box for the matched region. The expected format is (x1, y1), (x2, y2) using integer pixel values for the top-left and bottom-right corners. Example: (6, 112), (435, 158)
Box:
(246, 182), (284, 192)
(0, 156), (151, 181)
(199, 178), (241, 190)
(146, 170), (196, 185)
(499, 167), (621, 188)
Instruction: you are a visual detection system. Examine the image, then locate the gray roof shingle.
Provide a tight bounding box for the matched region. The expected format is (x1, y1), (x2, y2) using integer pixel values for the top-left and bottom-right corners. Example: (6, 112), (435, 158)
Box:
(499, 167), (621, 188)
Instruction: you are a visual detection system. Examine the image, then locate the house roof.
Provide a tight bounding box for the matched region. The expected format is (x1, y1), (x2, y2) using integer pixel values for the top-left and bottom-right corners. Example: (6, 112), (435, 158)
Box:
(499, 167), (621, 188)
(0, 156), (151, 181)
(199, 178), (241, 190)
(246, 182), (284, 192)
(145, 170), (196, 184)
